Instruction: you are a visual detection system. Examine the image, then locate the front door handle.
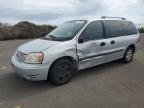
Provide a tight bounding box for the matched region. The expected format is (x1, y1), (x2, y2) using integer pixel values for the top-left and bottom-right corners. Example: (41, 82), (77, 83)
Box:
(110, 40), (115, 44)
(100, 42), (106, 46)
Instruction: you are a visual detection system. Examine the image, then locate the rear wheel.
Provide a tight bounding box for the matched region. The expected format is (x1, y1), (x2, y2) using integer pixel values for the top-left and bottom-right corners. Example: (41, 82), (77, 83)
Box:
(121, 47), (134, 63)
(48, 59), (74, 85)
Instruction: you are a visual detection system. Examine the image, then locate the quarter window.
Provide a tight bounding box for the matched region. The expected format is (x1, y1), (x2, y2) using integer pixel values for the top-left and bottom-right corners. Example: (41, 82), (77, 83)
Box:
(123, 21), (138, 35)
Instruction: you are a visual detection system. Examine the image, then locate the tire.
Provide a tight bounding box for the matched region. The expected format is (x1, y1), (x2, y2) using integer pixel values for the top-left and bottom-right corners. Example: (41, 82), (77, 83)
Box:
(121, 47), (134, 63)
(48, 59), (74, 85)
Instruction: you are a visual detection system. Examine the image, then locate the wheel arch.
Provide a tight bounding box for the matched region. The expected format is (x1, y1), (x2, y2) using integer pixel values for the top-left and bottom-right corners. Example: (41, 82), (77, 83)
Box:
(127, 44), (136, 53)
(47, 56), (78, 79)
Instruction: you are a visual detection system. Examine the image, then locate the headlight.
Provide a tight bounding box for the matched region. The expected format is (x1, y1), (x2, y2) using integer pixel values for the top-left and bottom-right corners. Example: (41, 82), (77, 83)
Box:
(24, 52), (43, 64)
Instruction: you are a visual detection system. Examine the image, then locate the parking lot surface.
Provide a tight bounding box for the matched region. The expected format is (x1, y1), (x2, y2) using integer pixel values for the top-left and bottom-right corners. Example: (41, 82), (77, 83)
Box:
(0, 38), (144, 108)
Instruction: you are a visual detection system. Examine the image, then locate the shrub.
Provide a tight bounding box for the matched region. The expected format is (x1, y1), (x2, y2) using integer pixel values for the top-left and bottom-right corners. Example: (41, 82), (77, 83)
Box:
(138, 27), (144, 33)
(0, 21), (56, 41)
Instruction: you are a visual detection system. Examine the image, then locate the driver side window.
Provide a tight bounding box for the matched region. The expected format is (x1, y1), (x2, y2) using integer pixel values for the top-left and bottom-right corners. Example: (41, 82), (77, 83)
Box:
(79, 21), (104, 43)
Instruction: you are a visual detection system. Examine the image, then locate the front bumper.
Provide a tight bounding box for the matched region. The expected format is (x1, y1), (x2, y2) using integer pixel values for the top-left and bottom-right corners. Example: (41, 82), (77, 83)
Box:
(11, 56), (50, 81)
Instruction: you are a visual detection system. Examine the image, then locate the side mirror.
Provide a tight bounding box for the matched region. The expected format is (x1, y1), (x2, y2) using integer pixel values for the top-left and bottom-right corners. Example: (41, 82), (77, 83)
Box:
(78, 37), (84, 43)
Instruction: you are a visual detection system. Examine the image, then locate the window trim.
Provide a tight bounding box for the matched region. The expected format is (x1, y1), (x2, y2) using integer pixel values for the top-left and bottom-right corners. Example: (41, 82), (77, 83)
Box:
(101, 20), (106, 39)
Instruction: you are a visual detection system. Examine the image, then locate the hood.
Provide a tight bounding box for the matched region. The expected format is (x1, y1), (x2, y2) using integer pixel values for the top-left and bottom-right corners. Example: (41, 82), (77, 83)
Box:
(18, 39), (60, 54)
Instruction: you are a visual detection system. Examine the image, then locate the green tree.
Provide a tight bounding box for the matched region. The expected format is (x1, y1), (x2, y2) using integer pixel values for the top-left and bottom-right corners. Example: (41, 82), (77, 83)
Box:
(139, 27), (144, 33)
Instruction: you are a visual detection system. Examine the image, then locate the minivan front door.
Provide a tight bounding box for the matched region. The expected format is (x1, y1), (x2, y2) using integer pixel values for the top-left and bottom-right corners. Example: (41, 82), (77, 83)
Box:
(77, 21), (108, 70)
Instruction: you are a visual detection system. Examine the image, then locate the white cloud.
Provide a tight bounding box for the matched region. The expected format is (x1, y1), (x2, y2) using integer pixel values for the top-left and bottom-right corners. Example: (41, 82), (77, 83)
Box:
(0, 0), (23, 8)
(0, 0), (143, 24)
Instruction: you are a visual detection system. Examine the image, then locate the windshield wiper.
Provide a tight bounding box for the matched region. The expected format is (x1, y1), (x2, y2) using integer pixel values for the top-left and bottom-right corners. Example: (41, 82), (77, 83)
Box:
(48, 35), (56, 39)
(41, 35), (72, 41)
(40, 35), (56, 40)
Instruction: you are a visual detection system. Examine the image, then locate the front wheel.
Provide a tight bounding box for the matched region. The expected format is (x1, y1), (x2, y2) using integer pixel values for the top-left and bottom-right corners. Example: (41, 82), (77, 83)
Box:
(121, 47), (134, 63)
(48, 59), (74, 85)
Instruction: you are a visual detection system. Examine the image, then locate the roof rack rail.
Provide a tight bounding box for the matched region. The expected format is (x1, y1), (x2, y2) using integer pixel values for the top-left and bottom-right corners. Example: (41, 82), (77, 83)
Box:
(101, 16), (126, 20)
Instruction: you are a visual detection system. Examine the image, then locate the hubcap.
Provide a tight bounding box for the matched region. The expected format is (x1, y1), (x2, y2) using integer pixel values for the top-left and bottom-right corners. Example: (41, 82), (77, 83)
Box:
(126, 49), (133, 62)
(56, 64), (71, 82)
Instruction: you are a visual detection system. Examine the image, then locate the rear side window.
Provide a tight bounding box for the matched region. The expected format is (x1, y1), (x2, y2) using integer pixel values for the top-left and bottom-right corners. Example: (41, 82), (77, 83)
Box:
(80, 21), (103, 42)
(102, 20), (137, 38)
(123, 21), (138, 35)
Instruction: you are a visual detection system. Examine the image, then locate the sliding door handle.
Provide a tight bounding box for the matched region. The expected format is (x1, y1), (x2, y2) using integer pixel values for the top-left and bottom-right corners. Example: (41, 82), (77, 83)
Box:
(110, 40), (115, 44)
(100, 42), (106, 46)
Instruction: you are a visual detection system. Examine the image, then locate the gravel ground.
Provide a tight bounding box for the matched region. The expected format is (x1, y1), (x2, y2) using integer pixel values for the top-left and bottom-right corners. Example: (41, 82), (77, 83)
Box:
(0, 37), (144, 108)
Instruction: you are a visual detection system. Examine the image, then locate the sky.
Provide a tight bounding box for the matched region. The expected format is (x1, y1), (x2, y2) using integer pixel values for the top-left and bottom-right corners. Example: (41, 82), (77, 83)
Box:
(0, 0), (144, 25)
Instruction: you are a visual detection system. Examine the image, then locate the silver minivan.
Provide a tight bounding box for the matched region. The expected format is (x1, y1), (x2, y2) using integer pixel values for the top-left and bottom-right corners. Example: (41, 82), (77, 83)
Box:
(11, 17), (141, 85)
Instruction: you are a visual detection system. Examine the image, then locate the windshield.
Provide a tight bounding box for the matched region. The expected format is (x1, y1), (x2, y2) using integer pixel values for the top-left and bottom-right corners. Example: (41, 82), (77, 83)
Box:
(45, 20), (86, 41)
